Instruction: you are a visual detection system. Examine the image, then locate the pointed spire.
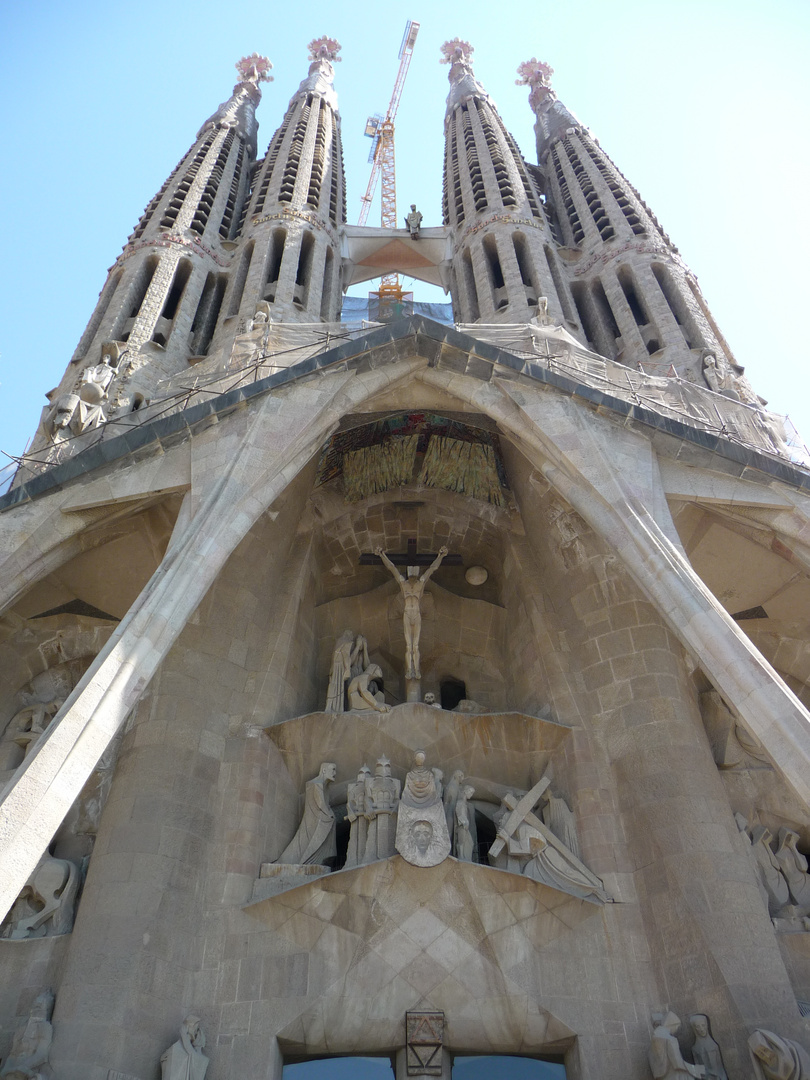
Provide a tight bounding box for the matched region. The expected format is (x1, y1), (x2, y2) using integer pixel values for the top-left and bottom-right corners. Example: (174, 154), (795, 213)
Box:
(440, 38), (496, 115)
(516, 56), (581, 160)
(289, 35), (341, 111)
(233, 36), (346, 324)
(196, 53), (273, 159)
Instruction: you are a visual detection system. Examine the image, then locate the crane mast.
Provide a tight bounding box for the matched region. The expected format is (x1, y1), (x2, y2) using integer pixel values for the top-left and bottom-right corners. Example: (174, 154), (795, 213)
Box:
(359, 20), (419, 318)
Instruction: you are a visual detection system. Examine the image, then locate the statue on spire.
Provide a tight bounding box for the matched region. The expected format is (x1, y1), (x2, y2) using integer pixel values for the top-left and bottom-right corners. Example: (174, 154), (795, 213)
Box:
(516, 58), (557, 114)
(235, 53), (273, 86)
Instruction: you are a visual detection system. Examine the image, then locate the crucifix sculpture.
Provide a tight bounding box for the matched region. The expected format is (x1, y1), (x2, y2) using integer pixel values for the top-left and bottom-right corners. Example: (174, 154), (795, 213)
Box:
(364, 540), (460, 700)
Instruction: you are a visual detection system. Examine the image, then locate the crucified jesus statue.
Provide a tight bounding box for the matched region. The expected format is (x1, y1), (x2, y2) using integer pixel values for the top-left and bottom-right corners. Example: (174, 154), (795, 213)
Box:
(375, 546), (448, 680)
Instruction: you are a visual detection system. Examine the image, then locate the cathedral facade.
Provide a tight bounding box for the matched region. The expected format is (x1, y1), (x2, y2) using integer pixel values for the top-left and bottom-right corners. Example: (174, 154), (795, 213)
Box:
(1, 35), (810, 1080)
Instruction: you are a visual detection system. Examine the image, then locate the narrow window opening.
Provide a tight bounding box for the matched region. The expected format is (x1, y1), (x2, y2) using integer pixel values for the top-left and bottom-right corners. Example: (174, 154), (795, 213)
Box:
(118, 256), (159, 341)
(591, 278), (621, 351)
(590, 284), (615, 335)
(191, 273), (227, 355)
(294, 232), (315, 307)
(570, 281), (599, 352)
(652, 263), (702, 350)
(159, 259), (192, 323)
(266, 228), (286, 294)
(617, 266), (650, 327)
(482, 234), (506, 310)
(512, 232), (538, 307)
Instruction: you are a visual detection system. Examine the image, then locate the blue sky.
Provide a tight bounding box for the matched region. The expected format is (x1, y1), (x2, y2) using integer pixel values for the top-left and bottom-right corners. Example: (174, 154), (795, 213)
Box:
(1, 0), (808, 476)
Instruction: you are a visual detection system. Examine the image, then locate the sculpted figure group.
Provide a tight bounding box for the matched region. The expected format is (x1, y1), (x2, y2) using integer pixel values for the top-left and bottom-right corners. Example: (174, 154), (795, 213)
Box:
(271, 752), (607, 901)
(647, 1011), (810, 1080)
(0, 991), (54, 1080)
(737, 815), (810, 927)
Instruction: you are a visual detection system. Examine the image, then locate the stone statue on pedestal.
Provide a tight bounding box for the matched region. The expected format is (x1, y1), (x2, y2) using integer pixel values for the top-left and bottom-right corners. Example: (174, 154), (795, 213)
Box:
(688, 1015), (727, 1080)
(395, 750), (450, 867)
(347, 664), (390, 712)
(277, 763), (337, 866)
(454, 785), (476, 862)
(648, 1012), (705, 1079)
(0, 991), (54, 1080)
(749, 1030), (810, 1080)
(345, 765), (371, 868)
(443, 770), (465, 844)
(365, 755), (401, 861)
(773, 828), (810, 911)
(750, 825), (790, 915)
(405, 204), (422, 238)
(160, 1015), (209, 1080)
(325, 632), (369, 713)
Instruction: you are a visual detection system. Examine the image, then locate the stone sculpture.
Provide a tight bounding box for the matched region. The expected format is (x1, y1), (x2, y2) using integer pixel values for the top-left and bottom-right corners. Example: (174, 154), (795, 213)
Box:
(405, 204), (423, 238)
(1, 855), (80, 939)
(532, 296), (552, 326)
(46, 390), (105, 440)
(750, 825), (791, 915)
(0, 990), (54, 1080)
(395, 750), (451, 867)
(365, 755), (401, 861)
(345, 765), (371, 868)
(749, 1030), (810, 1080)
(0, 701), (63, 773)
(774, 828), (810, 911)
(423, 692), (441, 709)
(443, 769), (465, 842)
(489, 778), (608, 902)
(649, 1012), (705, 1079)
(46, 394), (81, 443)
(376, 545), (448, 680)
(454, 785), (477, 862)
(689, 1014), (727, 1080)
(160, 1015), (209, 1080)
(347, 664), (390, 712)
(276, 763), (337, 866)
(249, 301), (271, 329)
(78, 352), (116, 406)
(325, 631), (369, 712)
(543, 794), (581, 860)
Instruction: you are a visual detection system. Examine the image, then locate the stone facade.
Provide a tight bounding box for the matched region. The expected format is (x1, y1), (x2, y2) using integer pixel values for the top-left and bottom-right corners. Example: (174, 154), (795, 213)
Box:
(1, 37), (810, 1080)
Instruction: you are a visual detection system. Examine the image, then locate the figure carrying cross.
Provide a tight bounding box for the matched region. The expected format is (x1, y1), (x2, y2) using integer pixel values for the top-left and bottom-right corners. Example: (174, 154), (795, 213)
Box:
(375, 545), (449, 683)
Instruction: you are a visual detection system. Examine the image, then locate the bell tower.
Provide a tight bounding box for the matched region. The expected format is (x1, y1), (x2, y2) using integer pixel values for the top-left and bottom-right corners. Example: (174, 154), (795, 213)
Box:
(231, 36), (346, 325)
(520, 57), (739, 380)
(441, 39), (568, 324)
(37, 54), (272, 449)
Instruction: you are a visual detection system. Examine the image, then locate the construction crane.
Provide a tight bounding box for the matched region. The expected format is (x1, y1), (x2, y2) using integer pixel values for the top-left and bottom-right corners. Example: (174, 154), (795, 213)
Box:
(359, 19), (420, 318)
